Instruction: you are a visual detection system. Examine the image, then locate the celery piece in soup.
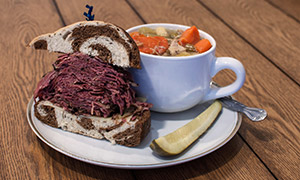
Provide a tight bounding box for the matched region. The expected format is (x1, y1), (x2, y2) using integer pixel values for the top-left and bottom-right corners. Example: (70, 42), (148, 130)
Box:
(167, 29), (179, 39)
(138, 27), (156, 36)
(185, 44), (197, 52)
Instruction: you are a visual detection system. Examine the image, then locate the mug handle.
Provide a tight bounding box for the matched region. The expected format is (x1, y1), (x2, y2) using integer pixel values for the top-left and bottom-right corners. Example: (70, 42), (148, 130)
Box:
(202, 57), (246, 102)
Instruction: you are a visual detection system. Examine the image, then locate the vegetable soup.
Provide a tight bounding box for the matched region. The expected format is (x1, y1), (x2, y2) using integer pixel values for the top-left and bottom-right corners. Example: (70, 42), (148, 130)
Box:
(129, 26), (212, 56)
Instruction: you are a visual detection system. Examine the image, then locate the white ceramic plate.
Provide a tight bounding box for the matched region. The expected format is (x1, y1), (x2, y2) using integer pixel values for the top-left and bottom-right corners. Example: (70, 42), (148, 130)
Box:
(27, 98), (241, 169)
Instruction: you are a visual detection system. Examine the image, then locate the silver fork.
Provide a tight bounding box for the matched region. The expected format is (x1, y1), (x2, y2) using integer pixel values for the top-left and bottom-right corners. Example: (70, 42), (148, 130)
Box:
(211, 82), (267, 122)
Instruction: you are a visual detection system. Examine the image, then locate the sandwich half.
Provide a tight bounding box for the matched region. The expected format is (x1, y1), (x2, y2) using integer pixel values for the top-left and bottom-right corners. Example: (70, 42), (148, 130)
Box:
(29, 22), (151, 147)
(29, 21), (140, 69)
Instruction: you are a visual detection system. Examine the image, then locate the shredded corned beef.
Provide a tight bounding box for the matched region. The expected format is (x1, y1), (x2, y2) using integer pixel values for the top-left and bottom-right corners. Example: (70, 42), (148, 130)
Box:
(34, 53), (151, 117)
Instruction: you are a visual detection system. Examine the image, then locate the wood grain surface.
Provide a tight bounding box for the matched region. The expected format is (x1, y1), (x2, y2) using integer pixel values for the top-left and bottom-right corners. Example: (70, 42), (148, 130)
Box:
(200, 0), (300, 84)
(134, 136), (275, 180)
(267, 0), (300, 21)
(0, 1), (61, 179)
(55, 0), (143, 28)
(1, 0), (299, 179)
(0, 0), (63, 179)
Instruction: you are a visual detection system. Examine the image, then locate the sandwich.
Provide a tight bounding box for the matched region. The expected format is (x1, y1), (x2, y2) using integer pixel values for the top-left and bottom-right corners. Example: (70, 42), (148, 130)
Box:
(29, 21), (151, 147)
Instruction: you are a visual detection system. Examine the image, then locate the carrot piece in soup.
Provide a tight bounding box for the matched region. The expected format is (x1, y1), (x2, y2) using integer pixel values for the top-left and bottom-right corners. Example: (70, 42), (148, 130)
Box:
(130, 32), (144, 38)
(137, 36), (159, 54)
(152, 36), (169, 55)
(194, 39), (212, 53)
(130, 32), (146, 49)
(130, 32), (169, 55)
(179, 26), (200, 46)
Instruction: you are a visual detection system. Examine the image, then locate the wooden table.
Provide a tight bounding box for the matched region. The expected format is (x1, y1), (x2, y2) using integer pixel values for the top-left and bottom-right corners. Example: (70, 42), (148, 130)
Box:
(1, 0), (299, 179)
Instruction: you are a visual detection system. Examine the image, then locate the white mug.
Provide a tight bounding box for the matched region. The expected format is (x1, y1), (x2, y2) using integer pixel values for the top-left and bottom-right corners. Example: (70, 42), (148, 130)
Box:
(127, 23), (245, 113)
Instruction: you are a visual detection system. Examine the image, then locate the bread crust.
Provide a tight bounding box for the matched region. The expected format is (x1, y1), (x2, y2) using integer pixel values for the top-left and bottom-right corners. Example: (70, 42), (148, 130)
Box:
(114, 110), (151, 146)
(34, 100), (151, 147)
(28, 21), (141, 68)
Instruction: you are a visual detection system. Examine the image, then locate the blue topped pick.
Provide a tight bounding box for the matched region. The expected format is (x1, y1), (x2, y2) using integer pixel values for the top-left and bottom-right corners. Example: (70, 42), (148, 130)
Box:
(84, 5), (95, 21)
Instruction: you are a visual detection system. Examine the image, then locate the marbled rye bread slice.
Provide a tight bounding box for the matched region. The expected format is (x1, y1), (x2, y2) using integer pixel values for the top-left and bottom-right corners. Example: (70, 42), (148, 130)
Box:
(29, 21), (141, 68)
(35, 100), (151, 147)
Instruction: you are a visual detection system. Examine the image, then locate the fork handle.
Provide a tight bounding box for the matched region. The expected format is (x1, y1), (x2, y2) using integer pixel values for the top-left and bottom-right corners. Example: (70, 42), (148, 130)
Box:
(241, 106), (267, 122)
(219, 97), (267, 121)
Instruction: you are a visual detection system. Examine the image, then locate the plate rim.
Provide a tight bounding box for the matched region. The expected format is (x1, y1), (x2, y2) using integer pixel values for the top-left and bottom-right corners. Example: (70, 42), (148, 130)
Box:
(27, 97), (242, 169)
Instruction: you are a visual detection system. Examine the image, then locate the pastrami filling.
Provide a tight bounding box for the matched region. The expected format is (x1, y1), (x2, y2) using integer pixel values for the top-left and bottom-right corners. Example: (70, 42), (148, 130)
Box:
(34, 53), (150, 118)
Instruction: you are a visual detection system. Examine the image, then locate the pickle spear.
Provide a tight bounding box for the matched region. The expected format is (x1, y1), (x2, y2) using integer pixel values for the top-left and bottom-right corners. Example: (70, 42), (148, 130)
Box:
(150, 101), (222, 156)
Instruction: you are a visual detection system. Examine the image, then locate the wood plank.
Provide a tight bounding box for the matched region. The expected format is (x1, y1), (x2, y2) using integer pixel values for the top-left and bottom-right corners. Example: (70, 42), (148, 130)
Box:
(36, 139), (135, 180)
(55, 0), (143, 29)
(267, 0), (300, 21)
(0, 0), (134, 179)
(200, 0), (300, 84)
(128, 0), (300, 179)
(0, 0), (62, 179)
(134, 136), (275, 180)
